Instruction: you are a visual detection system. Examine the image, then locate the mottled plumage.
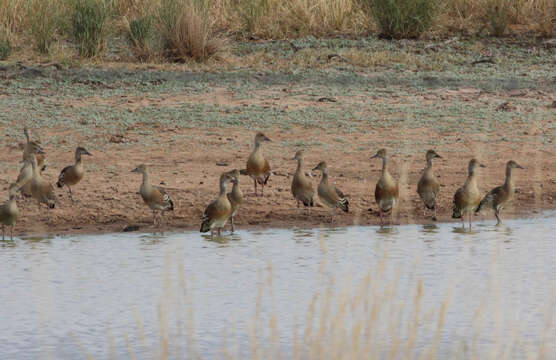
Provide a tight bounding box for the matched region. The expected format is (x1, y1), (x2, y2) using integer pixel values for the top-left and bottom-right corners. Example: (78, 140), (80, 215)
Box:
(475, 160), (523, 225)
(291, 150), (314, 213)
(17, 143), (45, 198)
(371, 149), (399, 225)
(245, 132), (271, 196)
(132, 164), (174, 226)
(23, 127), (46, 172)
(452, 159), (485, 229)
(417, 150), (442, 220)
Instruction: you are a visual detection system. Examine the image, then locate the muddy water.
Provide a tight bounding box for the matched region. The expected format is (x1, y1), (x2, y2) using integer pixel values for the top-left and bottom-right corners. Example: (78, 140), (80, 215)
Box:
(1, 214), (554, 359)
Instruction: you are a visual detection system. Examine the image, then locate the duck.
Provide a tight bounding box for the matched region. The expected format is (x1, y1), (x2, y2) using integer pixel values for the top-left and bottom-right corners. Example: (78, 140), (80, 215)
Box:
(371, 149), (399, 225)
(23, 127), (46, 172)
(417, 149), (442, 220)
(56, 147), (92, 200)
(29, 154), (56, 210)
(291, 150), (314, 214)
(226, 169), (243, 233)
(200, 172), (235, 237)
(131, 164), (174, 226)
(0, 183), (21, 240)
(452, 159), (486, 229)
(17, 143), (46, 198)
(312, 161), (348, 222)
(475, 160), (523, 225)
(243, 132), (271, 197)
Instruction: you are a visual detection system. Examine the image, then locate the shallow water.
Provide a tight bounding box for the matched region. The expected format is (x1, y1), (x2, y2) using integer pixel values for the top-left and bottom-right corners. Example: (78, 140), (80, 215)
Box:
(1, 214), (555, 359)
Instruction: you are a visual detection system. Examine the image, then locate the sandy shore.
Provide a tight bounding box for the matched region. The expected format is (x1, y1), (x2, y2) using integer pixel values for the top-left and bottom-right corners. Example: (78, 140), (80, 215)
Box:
(1, 124), (554, 236)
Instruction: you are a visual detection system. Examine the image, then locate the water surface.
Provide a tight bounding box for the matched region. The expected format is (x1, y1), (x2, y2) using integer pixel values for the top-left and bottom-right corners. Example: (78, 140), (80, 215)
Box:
(1, 215), (555, 359)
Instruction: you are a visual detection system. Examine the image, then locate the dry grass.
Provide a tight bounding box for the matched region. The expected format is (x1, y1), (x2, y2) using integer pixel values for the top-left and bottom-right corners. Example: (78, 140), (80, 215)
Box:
(0, 0), (553, 63)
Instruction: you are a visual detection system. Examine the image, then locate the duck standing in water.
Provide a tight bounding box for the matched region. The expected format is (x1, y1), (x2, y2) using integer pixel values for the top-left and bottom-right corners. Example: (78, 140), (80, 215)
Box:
(132, 164), (174, 226)
(417, 149), (442, 220)
(452, 159), (485, 229)
(475, 160), (523, 226)
(371, 149), (399, 226)
(200, 172), (235, 237)
(226, 169), (243, 233)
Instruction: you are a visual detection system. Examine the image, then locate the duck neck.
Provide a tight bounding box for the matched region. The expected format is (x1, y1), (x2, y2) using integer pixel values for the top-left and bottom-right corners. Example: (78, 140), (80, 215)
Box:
(30, 157), (38, 175)
(232, 181), (240, 194)
(296, 158), (304, 173)
(141, 171), (151, 190)
(219, 180), (228, 196)
(25, 131), (30, 144)
(465, 169), (478, 187)
(504, 166), (514, 189)
(75, 152), (83, 165)
(426, 157), (433, 169)
(321, 169), (329, 184)
(381, 157), (389, 175)
(254, 141), (263, 152)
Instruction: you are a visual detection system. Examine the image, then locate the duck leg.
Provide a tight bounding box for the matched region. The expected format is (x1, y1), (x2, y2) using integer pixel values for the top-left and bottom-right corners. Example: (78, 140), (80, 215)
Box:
(66, 186), (74, 201)
(468, 212), (473, 230)
(10, 225), (14, 241)
(253, 179), (258, 197)
(390, 210), (394, 225)
(379, 209), (384, 226)
(230, 216), (235, 233)
(495, 210), (502, 226)
(2, 225), (4, 241)
(461, 214), (465, 229)
(433, 204), (437, 221)
(218, 228), (222, 236)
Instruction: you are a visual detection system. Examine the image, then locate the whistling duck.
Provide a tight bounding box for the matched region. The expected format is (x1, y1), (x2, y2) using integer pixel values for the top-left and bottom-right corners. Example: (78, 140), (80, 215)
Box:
(452, 159), (485, 229)
(23, 127), (46, 172)
(0, 184), (20, 240)
(244, 132), (271, 196)
(57, 147), (92, 200)
(475, 160), (523, 225)
(17, 143), (45, 198)
(200, 172), (235, 237)
(291, 150), (314, 214)
(371, 149), (399, 225)
(312, 161), (348, 222)
(226, 169), (243, 233)
(417, 149), (442, 220)
(131, 164), (174, 226)
(29, 154), (56, 210)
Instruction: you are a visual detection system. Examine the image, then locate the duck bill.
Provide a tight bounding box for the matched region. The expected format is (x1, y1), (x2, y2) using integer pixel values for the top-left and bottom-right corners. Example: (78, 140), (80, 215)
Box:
(435, 154), (442, 159)
(131, 168), (138, 173)
(516, 164), (524, 169)
(370, 154), (379, 159)
(264, 136), (271, 142)
(85, 151), (92, 156)
(479, 163), (486, 168)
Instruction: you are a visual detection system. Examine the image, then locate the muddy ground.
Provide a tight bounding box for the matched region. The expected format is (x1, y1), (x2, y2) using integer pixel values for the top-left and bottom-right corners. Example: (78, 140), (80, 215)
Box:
(0, 37), (554, 235)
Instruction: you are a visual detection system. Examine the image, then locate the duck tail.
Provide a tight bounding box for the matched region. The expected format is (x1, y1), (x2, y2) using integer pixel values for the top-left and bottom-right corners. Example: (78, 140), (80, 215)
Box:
(168, 199), (174, 211)
(303, 198), (314, 207)
(200, 220), (211, 233)
(452, 205), (461, 219)
(339, 198), (349, 213)
(56, 180), (63, 188)
(239, 169), (249, 176)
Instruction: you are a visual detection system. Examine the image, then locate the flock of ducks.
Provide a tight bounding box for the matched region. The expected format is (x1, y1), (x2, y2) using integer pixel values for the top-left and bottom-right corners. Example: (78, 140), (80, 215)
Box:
(0, 130), (524, 239)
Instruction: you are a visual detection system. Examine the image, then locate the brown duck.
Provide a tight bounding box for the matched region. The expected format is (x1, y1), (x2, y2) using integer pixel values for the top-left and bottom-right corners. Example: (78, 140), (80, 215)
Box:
(200, 172), (235, 237)
(312, 161), (348, 222)
(57, 147), (92, 200)
(475, 160), (523, 225)
(417, 149), (442, 220)
(132, 164), (174, 226)
(226, 169), (243, 233)
(243, 132), (271, 196)
(291, 150), (314, 214)
(0, 184), (21, 240)
(452, 159), (486, 229)
(371, 149), (399, 225)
